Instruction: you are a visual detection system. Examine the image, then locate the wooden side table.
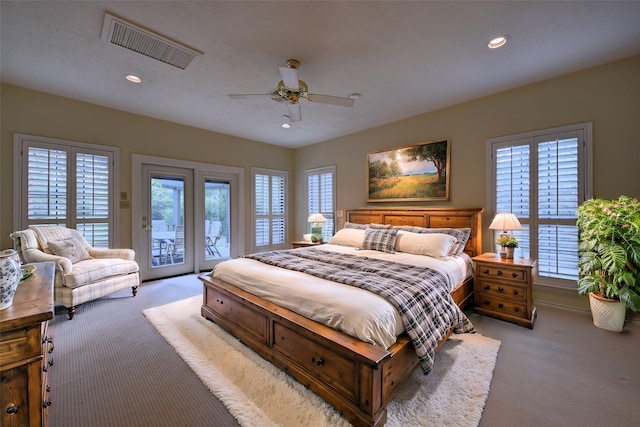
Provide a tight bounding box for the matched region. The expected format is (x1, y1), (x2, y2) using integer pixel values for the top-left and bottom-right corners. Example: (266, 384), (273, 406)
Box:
(291, 241), (324, 249)
(1, 262), (55, 427)
(472, 253), (537, 328)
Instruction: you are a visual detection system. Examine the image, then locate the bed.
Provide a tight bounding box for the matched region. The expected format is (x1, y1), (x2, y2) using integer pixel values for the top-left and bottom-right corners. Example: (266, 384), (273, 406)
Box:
(199, 208), (483, 427)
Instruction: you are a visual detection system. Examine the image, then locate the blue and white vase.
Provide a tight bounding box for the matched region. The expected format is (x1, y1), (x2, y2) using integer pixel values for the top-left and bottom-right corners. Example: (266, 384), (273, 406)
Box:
(0, 249), (22, 310)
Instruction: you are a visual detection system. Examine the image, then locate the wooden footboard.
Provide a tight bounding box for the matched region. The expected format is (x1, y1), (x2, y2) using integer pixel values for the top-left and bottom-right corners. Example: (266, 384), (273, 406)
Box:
(200, 274), (470, 427)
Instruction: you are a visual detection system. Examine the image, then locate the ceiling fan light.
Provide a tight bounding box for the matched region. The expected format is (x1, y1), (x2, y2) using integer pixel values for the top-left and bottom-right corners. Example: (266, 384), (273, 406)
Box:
(488, 35), (509, 49)
(281, 115), (291, 128)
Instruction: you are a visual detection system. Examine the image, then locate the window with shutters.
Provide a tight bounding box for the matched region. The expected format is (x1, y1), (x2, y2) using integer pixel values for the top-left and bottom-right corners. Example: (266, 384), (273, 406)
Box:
(306, 166), (336, 241)
(487, 122), (592, 289)
(252, 167), (288, 251)
(14, 134), (117, 247)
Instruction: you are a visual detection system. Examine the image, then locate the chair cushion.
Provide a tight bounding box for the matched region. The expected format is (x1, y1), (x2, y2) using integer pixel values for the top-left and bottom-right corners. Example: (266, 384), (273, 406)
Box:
(63, 258), (139, 289)
(48, 238), (91, 263)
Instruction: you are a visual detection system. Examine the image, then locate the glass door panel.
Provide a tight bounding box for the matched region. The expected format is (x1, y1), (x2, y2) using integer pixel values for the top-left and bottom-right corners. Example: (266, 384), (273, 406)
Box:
(204, 179), (231, 260)
(141, 165), (193, 281)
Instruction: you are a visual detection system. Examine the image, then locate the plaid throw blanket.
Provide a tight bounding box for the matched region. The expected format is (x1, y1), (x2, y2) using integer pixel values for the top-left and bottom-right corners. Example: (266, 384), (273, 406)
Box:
(246, 248), (475, 374)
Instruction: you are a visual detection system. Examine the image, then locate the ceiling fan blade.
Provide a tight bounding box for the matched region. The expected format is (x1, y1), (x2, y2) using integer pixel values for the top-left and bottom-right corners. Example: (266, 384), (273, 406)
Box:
(228, 93), (273, 99)
(307, 93), (355, 107)
(288, 103), (302, 122)
(278, 65), (299, 90)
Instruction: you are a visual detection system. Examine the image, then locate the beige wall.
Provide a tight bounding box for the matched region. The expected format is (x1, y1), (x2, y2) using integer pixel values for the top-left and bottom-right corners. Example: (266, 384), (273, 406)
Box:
(293, 55), (640, 248)
(0, 84), (293, 250)
(2, 55), (639, 309)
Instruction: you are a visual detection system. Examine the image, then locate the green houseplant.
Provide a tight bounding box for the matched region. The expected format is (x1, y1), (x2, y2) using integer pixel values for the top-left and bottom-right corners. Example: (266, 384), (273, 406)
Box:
(577, 196), (640, 330)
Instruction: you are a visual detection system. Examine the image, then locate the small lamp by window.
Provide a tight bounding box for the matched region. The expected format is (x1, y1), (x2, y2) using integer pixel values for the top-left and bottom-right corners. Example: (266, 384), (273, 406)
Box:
(489, 212), (522, 259)
(307, 213), (326, 243)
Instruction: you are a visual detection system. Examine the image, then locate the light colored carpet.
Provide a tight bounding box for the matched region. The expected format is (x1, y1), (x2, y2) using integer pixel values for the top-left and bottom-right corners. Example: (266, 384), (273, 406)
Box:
(144, 296), (501, 427)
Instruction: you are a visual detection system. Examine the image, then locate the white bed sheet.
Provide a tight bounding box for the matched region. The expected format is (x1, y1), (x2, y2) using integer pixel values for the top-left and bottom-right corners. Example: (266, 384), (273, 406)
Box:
(211, 244), (471, 349)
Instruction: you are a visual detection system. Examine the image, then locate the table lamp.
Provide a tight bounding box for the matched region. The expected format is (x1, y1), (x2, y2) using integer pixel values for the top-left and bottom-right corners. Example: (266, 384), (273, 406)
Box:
(489, 212), (522, 258)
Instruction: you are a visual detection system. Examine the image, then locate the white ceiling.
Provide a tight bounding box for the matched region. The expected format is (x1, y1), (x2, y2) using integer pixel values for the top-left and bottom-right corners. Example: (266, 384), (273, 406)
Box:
(2, 1), (640, 148)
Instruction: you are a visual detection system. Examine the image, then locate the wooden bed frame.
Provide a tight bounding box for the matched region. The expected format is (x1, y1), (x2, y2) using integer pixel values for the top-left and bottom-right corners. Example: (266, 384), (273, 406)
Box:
(200, 208), (483, 427)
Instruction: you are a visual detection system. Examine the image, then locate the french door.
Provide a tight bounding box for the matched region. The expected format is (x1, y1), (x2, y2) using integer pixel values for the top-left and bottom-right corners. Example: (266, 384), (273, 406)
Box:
(132, 155), (244, 282)
(141, 164), (194, 280)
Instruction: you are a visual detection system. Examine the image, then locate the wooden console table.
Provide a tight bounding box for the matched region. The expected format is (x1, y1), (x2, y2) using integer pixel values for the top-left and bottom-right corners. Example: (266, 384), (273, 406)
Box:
(1, 262), (55, 427)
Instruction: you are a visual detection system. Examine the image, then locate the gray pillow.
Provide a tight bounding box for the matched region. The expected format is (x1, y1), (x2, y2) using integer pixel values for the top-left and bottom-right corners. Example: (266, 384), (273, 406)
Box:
(48, 238), (91, 264)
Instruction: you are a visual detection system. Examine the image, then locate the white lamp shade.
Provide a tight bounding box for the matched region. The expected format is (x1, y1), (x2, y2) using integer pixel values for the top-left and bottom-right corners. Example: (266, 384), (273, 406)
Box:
(489, 213), (522, 231)
(307, 213), (326, 223)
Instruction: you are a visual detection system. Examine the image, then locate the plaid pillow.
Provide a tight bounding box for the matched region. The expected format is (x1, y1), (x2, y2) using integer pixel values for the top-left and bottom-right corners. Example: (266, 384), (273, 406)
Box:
(360, 227), (398, 253)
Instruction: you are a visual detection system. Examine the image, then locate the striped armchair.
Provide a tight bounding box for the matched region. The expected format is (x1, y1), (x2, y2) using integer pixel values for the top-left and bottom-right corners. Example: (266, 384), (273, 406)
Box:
(10, 226), (140, 319)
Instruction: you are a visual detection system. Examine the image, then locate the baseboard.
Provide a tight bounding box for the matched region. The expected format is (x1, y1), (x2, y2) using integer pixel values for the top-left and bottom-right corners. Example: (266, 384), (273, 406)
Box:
(534, 283), (640, 324)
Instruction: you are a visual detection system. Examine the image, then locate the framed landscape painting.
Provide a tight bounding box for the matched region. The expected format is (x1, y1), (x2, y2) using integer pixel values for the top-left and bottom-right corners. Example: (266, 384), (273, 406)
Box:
(367, 138), (450, 202)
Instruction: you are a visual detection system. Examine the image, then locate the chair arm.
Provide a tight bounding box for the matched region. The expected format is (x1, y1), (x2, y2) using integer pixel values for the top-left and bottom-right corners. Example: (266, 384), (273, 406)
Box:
(89, 248), (135, 261)
(21, 248), (73, 274)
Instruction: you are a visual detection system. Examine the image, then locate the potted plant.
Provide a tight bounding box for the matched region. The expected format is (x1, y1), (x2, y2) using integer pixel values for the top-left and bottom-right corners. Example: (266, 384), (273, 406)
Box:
(577, 195), (640, 332)
(496, 234), (519, 259)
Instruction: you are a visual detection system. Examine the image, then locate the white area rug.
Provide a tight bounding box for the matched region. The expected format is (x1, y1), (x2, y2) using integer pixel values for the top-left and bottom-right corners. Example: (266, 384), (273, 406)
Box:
(144, 296), (500, 427)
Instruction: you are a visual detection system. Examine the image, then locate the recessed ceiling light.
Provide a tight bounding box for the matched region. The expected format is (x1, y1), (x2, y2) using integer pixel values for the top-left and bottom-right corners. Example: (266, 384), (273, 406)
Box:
(125, 74), (142, 83)
(488, 35), (509, 49)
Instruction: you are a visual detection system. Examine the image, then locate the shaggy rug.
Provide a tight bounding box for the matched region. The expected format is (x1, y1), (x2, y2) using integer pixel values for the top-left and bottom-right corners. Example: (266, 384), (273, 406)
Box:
(144, 296), (500, 427)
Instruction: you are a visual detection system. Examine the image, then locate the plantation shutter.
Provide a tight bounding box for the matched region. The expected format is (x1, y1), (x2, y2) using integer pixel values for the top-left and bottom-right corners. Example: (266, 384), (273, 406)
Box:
(306, 166), (336, 241)
(489, 123), (591, 289)
(18, 136), (116, 247)
(26, 146), (68, 222)
(536, 134), (580, 281)
(253, 168), (287, 250)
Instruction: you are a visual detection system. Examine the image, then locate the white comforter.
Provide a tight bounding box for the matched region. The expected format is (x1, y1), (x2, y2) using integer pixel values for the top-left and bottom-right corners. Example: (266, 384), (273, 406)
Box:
(211, 244), (470, 349)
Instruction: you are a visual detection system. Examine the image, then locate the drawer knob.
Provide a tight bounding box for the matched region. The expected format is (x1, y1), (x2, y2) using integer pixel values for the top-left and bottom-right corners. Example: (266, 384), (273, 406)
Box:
(311, 357), (324, 366)
(483, 285), (490, 291)
(498, 287), (504, 292)
(514, 307), (520, 312)
(498, 303), (504, 308)
(6, 404), (19, 415)
(483, 300), (490, 305)
(513, 289), (519, 295)
(483, 269), (489, 274)
(512, 272), (518, 278)
(497, 270), (503, 276)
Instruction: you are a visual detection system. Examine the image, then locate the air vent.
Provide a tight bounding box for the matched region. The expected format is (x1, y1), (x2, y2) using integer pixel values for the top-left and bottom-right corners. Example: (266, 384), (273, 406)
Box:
(101, 12), (201, 70)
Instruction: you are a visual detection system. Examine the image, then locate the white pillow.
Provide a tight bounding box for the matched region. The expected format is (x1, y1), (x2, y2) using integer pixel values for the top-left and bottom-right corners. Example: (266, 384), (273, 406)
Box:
(328, 228), (365, 248)
(394, 231), (457, 258)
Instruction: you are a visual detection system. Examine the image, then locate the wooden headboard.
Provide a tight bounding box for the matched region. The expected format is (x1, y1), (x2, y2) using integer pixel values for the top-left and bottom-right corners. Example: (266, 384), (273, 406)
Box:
(344, 208), (484, 257)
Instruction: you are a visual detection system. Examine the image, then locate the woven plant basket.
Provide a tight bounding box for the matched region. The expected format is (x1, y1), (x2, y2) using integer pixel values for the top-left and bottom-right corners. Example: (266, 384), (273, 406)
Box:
(588, 292), (626, 332)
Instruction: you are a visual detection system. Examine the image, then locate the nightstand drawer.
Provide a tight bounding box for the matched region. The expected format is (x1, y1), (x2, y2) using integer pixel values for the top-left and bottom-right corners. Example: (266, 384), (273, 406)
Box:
(477, 280), (526, 301)
(477, 294), (528, 319)
(476, 264), (527, 282)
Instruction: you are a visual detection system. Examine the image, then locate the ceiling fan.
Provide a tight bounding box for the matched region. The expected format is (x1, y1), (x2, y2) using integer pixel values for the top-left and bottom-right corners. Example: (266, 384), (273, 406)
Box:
(228, 59), (356, 123)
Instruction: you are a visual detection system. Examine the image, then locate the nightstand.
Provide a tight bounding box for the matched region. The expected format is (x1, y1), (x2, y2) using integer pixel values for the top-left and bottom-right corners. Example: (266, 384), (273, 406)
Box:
(291, 241), (324, 249)
(472, 253), (537, 328)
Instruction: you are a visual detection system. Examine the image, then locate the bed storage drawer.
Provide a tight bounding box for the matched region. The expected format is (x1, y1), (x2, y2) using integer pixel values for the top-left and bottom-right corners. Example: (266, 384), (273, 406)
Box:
(204, 285), (269, 345)
(272, 322), (357, 400)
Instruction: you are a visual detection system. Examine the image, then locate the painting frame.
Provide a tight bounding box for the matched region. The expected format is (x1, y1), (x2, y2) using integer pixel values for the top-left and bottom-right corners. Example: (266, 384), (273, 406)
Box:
(366, 138), (450, 202)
